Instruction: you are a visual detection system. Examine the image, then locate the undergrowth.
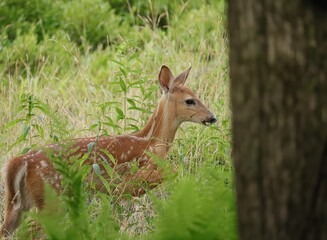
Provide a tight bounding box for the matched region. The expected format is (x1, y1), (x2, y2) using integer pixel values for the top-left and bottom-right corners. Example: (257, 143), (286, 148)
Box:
(0, 0), (235, 239)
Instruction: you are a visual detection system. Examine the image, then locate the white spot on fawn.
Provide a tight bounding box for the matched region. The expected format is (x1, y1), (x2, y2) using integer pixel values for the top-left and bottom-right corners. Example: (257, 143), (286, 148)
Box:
(129, 135), (145, 142)
(40, 160), (48, 168)
(142, 156), (148, 161)
(39, 172), (45, 179)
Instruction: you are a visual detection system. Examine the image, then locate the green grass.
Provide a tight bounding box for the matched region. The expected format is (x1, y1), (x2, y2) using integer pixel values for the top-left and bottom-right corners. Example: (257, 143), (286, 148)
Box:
(0, 0), (235, 239)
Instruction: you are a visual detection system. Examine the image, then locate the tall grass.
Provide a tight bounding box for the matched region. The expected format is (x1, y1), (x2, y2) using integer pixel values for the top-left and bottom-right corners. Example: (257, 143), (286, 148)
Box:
(0, 0), (235, 239)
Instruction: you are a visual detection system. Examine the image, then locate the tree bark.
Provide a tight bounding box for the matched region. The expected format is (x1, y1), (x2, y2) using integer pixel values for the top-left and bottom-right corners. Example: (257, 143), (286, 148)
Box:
(229, 1), (327, 239)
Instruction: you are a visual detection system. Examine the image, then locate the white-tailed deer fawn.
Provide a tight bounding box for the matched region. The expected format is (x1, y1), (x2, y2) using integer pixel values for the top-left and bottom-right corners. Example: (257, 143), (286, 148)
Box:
(0, 65), (216, 237)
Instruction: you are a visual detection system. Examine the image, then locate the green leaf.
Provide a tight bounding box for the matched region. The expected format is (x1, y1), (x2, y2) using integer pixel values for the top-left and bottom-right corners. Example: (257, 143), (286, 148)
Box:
(119, 67), (127, 78)
(127, 98), (136, 107)
(128, 79), (146, 87)
(21, 147), (31, 154)
(128, 124), (140, 132)
(115, 107), (125, 120)
(128, 52), (139, 61)
(92, 163), (101, 175)
(110, 59), (124, 67)
(87, 142), (95, 153)
(96, 174), (112, 193)
(119, 77), (127, 93)
(3, 118), (25, 129)
(128, 106), (147, 113)
(34, 104), (52, 116)
(20, 125), (31, 140)
(33, 124), (45, 138)
(100, 149), (116, 165)
(88, 123), (99, 130)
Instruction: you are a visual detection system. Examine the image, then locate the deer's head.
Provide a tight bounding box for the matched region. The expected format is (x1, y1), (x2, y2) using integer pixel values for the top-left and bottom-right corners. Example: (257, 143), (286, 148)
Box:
(158, 65), (216, 126)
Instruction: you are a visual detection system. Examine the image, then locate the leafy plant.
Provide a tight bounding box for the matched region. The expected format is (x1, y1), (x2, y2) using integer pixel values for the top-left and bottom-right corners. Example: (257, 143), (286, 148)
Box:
(149, 168), (237, 240)
(3, 94), (66, 153)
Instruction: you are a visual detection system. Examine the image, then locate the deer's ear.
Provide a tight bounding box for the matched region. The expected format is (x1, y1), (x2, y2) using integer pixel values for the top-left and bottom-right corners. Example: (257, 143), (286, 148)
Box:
(158, 65), (174, 93)
(174, 66), (191, 87)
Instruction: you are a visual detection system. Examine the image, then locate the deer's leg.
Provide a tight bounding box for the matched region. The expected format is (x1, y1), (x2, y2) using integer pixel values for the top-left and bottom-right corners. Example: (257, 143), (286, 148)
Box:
(0, 200), (24, 238)
(118, 162), (164, 196)
(1, 161), (28, 237)
(0, 161), (44, 238)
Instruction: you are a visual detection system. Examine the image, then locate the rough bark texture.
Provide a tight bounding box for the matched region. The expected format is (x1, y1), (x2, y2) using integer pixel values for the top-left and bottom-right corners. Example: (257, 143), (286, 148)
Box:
(229, 1), (327, 239)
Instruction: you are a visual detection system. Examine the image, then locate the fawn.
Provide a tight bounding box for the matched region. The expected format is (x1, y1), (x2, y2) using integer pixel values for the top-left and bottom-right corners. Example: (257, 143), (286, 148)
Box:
(0, 65), (216, 237)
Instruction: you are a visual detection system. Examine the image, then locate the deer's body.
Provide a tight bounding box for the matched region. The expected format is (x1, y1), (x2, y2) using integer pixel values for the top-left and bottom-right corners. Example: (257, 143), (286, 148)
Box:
(0, 65), (216, 237)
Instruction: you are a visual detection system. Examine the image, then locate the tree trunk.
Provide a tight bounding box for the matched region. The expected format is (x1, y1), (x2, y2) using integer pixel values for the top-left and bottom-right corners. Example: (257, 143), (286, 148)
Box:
(228, 1), (327, 239)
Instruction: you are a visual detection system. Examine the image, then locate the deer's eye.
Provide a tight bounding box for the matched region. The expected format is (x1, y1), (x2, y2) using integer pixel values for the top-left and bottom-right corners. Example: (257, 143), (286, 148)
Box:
(185, 99), (195, 106)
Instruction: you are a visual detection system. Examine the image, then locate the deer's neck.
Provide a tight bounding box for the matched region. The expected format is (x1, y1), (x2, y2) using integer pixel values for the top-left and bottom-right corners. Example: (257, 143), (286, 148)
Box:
(135, 95), (180, 156)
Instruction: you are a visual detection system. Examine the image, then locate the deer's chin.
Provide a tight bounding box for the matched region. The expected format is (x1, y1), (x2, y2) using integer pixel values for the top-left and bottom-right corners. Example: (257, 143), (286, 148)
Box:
(201, 116), (217, 126)
(189, 119), (213, 126)
(202, 120), (212, 126)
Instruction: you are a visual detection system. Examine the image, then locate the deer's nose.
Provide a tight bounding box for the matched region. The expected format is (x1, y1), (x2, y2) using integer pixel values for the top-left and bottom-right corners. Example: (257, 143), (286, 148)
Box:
(209, 116), (217, 124)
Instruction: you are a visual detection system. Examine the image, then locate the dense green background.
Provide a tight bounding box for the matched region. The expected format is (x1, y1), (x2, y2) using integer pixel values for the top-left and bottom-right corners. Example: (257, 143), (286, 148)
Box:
(0, 0), (235, 239)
